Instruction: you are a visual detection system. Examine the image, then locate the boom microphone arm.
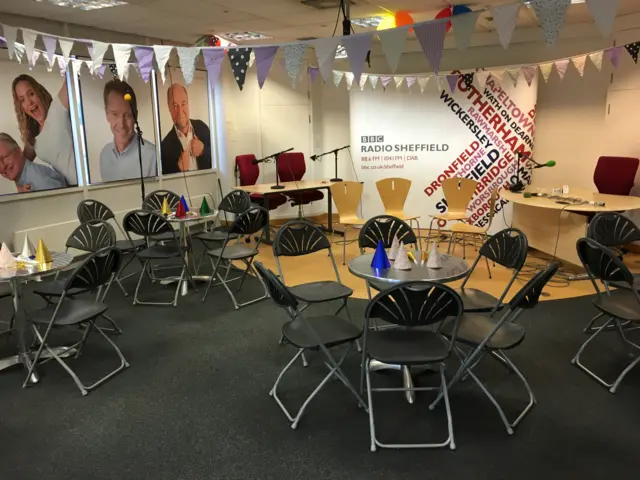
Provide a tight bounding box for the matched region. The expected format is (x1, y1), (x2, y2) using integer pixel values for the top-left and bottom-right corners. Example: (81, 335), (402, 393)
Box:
(310, 145), (350, 182)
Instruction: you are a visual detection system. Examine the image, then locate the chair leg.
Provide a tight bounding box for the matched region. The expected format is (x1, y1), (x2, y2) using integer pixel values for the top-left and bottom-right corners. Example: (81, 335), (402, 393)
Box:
(343, 226), (348, 266)
(447, 232), (455, 255)
(426, 218), (436, 248)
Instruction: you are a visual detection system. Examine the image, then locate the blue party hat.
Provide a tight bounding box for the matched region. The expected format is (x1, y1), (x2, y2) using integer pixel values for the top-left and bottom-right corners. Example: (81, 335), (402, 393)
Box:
(371, 240), (391, 270)
(180, 195), (190, 213)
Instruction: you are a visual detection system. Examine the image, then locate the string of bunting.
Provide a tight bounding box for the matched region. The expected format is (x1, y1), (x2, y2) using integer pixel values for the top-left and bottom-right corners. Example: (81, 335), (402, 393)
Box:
(0, 0), (625, 91)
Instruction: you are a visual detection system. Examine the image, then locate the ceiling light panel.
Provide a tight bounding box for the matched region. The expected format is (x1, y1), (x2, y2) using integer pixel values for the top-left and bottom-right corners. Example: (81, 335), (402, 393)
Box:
(35, 0), (128, 10)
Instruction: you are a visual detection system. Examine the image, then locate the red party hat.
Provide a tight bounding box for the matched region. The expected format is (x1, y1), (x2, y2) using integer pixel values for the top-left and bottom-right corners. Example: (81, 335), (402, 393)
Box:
(175, 200), (187, 218)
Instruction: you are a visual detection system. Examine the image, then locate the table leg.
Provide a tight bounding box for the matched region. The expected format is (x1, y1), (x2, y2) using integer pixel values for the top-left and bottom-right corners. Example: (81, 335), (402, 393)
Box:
(263, 194), (272, 244)
(327, 188), (333, 234)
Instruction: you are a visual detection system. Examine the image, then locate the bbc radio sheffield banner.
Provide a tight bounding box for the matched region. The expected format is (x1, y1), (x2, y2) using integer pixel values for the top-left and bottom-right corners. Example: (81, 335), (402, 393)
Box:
(350, 74), (538, 233)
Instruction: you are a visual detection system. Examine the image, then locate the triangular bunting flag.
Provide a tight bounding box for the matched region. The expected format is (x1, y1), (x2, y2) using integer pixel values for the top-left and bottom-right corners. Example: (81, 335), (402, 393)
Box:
(177, 46), (200, 86)
(529, 0), (571, 45)
(572, 55), (588, 76)
(248, 51), (256, 69)
(378, 26), (408, 73)
(585, 0), (620, 38)
(492, 3), (520, 49)
(314, 37), (341, 83)
(309, 66), (319, 84)
(254, 46), (278, 89)
(57, 56), (68, 76)
(380, 75), (392, 90)
(2, 25), (17, 60)
(89, 41), (109, 75)
(446, 74), (458, 92)
(133, 46), (154, 83)
(369, 74), (379, 90)
(506, 68), (519, 86)
(625, 42), (640, 63)
(555, 59), (570, 80)
(229, 47), (252, 90)
(490, 69), (506, 84)
(452, 10), (480, 51)
(359, 73), (368, 90)
(13, 43), (25, 64)
(97, 64), (107, 80)
(436, 76), (448, 92)
(333, 70), (344, 87)
(461, 72), (474, 88)
(42, 35), (57, 68)
(605, 46), (623, 68)
(153, 45), (173, 84)
(589, 50), (604, 70)
(475, 70), (490, 87)
(344, 72), (354, 90)
(59, 38), (74, 68)
(202, 49), (225, 90)
(21, 29), (38, 67)
(112, 44), (132, 81)
(283, 43), (307, 88)
(406, 76), (417, 91)
(71, 58), (83, 79)
(29, 51), (41, 70)
(414, 20), (447, 74)
(418, 76), (430, 93)
(521, 65), (537, 86)
(394, 76), (404, 90)
(539, 62), (554, 82)
(342, 33), (372, 84)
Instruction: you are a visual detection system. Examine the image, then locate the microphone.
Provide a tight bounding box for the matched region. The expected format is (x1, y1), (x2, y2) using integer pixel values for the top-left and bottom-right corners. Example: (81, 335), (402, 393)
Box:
(533, 160), (556, 169)
(310, 154), (318, 161)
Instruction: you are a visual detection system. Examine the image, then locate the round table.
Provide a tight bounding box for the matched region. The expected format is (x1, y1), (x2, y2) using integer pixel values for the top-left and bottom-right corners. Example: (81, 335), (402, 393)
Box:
(349, 250), (470, 404)
(0, 251), (74, 383)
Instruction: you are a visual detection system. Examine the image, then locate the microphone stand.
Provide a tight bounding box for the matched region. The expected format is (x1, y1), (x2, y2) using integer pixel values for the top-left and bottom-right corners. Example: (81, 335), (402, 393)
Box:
(132, 108), (145, 205)
(312, 145), (350, 182)
(253, 148), (293, 190)
(509, 152), (526, 193)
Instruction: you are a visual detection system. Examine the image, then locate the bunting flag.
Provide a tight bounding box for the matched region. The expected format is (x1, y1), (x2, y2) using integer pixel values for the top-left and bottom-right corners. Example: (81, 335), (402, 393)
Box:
(22, 29), (38, 67)
(555, 59), (570, 80)
(539, 62), (554, 82)
(378, 26), (408, 73)
(2, 25), (17, 60)
(529, 0), (571, 45)
(475, 70), (490, 87)
(490, 68), (506, 84)
(521, 65), (537, 86)
(461, 72), (474, 88)
(229, 47), (252, 90)
(42, 35), (57, 68)
(369, 74), (379, 90)
(283, 43), (307, 88)
(344, 72), (354, 90)
(589, 50), (604, 70)
(177, 47), (200, 85)
(59, 38), (74, 68)
(380, 75), (392, 90)
(406, 76), (417, 90)
(309, 66), (319, 84)
(112, 44), (132, 81)
(491, 3), (520, 49)
(313, 37), (340, 83)
(418, 76), (429, 93)
(605, 46), (622, 68)
(29, 51), (41, 70)
(153, 45), (173, 84)
(414, 20), (447, 74)
(436, 76), (449, 92)
(254, 46), (278, 88)
(625, 42), (640, 63)
(89, 41), (109, 75)
(13, 43), (25, 64)
(248, 51), (256, 69)
(359, 73), (368, 90)
(56, 55), (67, 76)
(446, 75), (458, 92)
(333, 70), (344, 87)
(202, 49), (225, 90)
(394, 76), (404, 90)
(342, 33), (372, 84)
(452, 10), (480, 51)
(133, 46), (154, 83)
(572, 54), (587, 76)
(506, 68), (520, 86)
(71, 58), (83, 80)
(585, 0), (620, 38)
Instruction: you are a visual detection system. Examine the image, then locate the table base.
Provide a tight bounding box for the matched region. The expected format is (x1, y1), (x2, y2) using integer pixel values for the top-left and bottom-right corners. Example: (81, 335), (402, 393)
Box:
(0, 346), (78, 383)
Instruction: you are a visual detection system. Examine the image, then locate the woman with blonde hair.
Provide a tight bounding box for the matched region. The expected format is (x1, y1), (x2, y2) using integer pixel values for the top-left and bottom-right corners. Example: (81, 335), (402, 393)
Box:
(12, 74), (77, 187)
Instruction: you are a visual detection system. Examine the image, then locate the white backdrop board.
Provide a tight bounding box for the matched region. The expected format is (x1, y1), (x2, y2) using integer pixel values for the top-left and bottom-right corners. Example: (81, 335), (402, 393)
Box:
(350, 74), (538, 233)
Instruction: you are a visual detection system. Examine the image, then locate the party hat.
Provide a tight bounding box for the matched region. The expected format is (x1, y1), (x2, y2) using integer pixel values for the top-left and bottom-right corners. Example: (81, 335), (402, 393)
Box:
(388, 235), (400, 261)
(0, 242), (17, 269)
(35, 239), (52, 264)
(393, 242), (412, 270)
(175, 199), (187, 219)
(427, 241), (442, 269)
(180, 195), (190, 213)
(19, 234), (36, 260)
(371, 240), (391, 270)
(199, 197), (211, 216)
(161, 197), (171, 216)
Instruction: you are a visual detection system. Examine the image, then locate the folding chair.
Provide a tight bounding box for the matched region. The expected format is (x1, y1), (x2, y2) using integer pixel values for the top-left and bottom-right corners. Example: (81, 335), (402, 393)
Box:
(123, 210), (196, 307)
(362, 281), (464, 451)
(454, 228), (528, 313)
(32, 220), (123, 334)
(23, 247), (129, 395)
(77, 199), (147, 297)
(254, 262), (367, 429)
(0, 284), (13, 335)
(429, 262), (559, 435)
(142, 190), (182, 244)
(571, 238), (640, 394)
(201, 206), (269, 309)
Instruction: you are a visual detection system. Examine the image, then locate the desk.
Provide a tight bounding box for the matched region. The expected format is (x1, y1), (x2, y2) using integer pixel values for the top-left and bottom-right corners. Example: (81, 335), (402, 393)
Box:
(502, 188), (640, 266)
(234, 180), (335, 243)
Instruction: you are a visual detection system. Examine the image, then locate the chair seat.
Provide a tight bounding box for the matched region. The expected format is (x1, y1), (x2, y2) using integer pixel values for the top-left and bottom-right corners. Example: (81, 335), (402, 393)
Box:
(30, 300), (108, 326)
(431, 212), (469, 221)
(287, 190), (324, 206)
(207, 243), (258, 260)
(289, 281), (353, 303)
(609, 274), (640, 292)
(282, 315), (361, 350)
(369, 279), (390, 293)
(455, 288), (501, 312)
(116, 238), (146, 252)
(387, 211), (420, 222)
(249, 192), (288, 210)
(137, 245), (185, 260)
(441, 314), (525, 350)
(195, 230), (240, 243)
(33, 280), (86, 298)
(592, 294), (640, 322)
(149, 232), (179, 243)
(366, 329), (450, 365)
(451, 222), (485, 234)
(338, 215), (365, 226)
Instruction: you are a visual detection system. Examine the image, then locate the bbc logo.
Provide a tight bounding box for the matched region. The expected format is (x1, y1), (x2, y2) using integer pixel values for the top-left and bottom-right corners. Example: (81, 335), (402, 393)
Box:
(361, 135), (384, 143)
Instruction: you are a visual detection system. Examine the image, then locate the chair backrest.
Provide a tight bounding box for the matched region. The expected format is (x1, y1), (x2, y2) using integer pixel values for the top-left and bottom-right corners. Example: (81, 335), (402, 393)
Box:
(593, 156), (639, 196)
(63, 246), (122, 294)
(228, 206), (269, 237)
(66, 220), (116, 253)
(236, 154), (260, 187)
(330, 181), (363, 220)
(77, 199), (115, 223)
(376, 178), (411, 215)
(143, 190), (180, 211)
(219, 189), (252, 215)
(359, 215), (418, 250)
(588, 212), (640, 248)
(123, 209), (175, 238)
(576, 237), (635, 291)
(441, 178), (477, 215)
(273, 220), (331, 257)
(478, 228), (528, 270)
(254, 261), (299, 310)
(277, 152), (306, 182)
(507, 262), (559, 311)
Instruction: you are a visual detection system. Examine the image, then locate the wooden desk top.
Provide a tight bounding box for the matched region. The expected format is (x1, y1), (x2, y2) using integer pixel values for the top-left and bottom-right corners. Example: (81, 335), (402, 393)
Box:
(234, 180), (333, 194)
(502, 187), (640, 213)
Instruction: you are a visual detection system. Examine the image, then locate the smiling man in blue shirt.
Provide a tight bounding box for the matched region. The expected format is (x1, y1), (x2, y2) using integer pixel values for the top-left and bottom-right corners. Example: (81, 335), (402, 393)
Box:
(0, 133), (67, 193)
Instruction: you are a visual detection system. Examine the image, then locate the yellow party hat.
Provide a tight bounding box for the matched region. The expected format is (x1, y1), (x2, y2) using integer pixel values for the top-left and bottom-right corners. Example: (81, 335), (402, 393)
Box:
(35, 238), (52, 264)
(161, 197), (171, 216)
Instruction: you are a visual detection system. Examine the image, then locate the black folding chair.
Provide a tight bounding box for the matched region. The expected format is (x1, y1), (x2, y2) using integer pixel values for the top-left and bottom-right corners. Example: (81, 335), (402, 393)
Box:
(572, 238), (640, 394)
(23, 247), (129, 395)
(254, 262), (367, 429)
(201, 206), (269, 309)
(142, 190), (182, 244)
(429, 262), (559, 435)
(362, 281), (463, 451)
(0, 284), (13, 335)
(123, 210), (196, 307)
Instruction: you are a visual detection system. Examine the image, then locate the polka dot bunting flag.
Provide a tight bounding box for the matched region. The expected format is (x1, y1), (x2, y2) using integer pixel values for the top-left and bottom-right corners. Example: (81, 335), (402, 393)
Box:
(461, 72), (474, 88)
(625, 42), (640, 63)
(228, 47), (253, 90)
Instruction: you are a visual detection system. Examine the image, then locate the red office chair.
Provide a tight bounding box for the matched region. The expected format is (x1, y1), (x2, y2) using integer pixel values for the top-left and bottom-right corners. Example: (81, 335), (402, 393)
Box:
(594, 156), (639, 196)
(277, 152), (324, 217)
(235, 154), (287, 210)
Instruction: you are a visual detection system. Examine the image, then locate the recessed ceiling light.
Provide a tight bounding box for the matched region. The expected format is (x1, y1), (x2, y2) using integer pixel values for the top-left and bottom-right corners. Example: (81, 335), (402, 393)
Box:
(335, 45), (347, 59)
(35, 0), (128, 10)
(351, 16), (385, 28)
(218, 31), (272, 42)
